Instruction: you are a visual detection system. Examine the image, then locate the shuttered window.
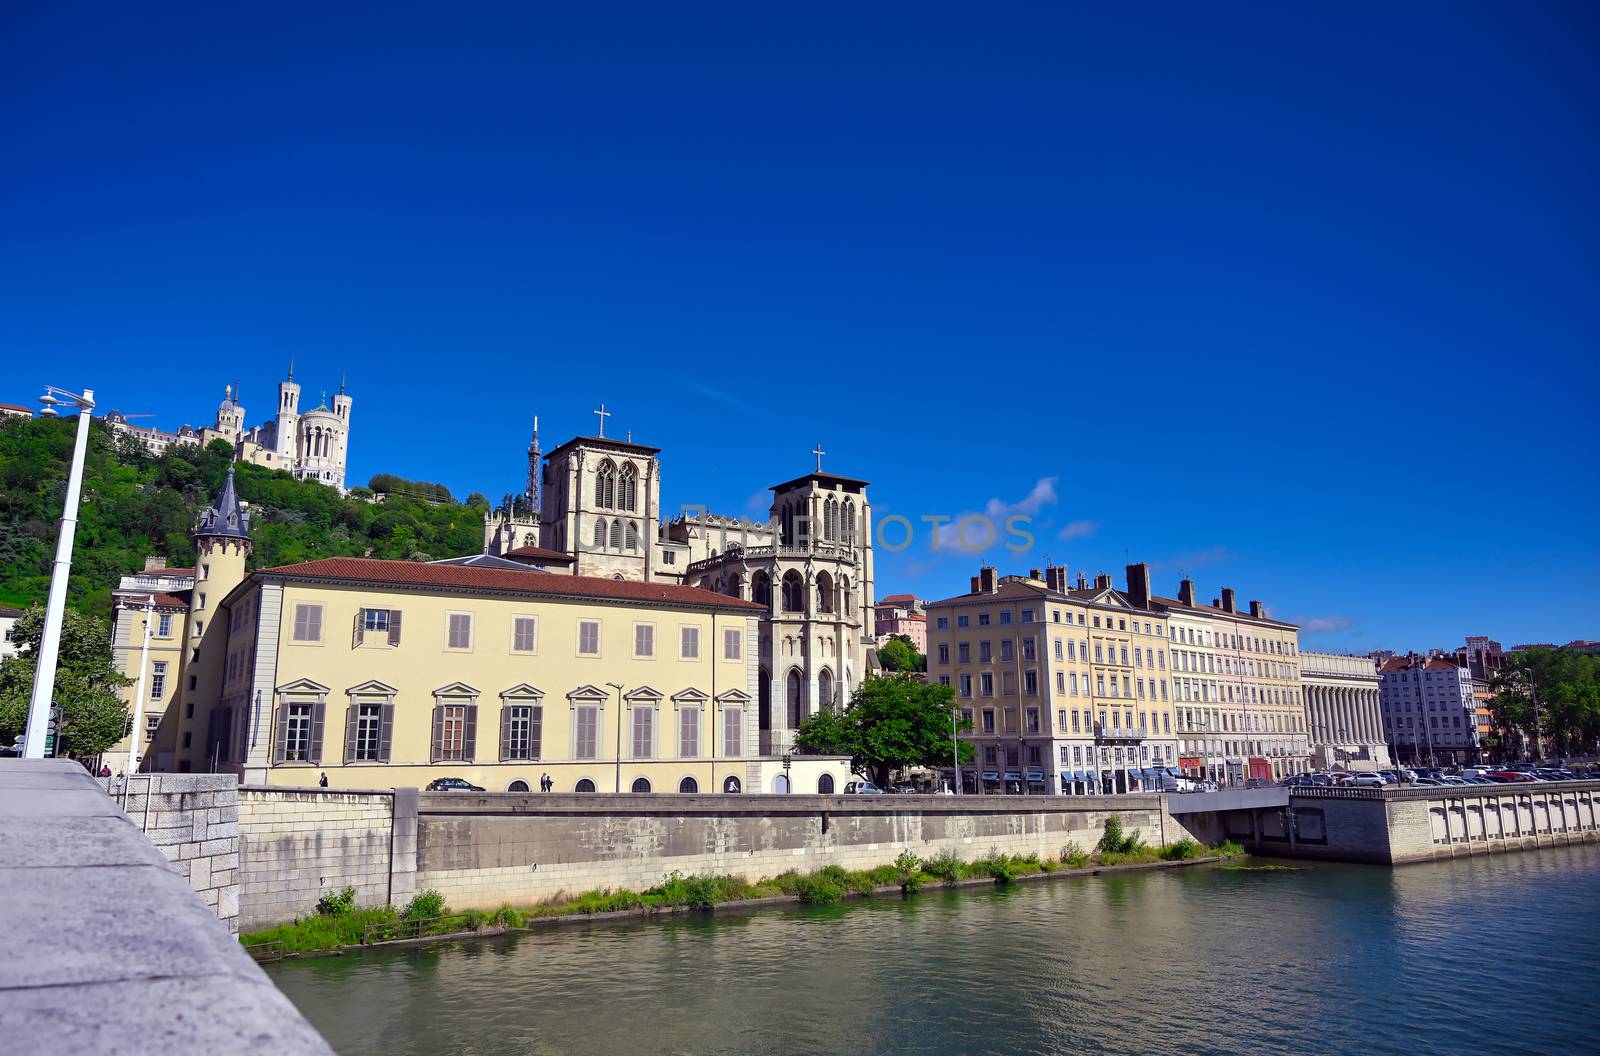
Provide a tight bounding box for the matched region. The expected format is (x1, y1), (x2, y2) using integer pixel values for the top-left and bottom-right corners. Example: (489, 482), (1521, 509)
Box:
(351, 703), (384, 761)
(724, 628), (741, 660)
(634, 624), (654, 658)
(501, 705), (542, 761)
(292, 604), (322, 642)
(680, 626), (699, 659)
(574, 705), (598, 759)
(723, 708), (741, 758)
(430, 702), (477, 762)
(578, 621), (600, 655)
(632, 706), (653, 758)
(275, 700), (325, 764)
(513, 617), (537, 653)
(679, 708), (699, 758)
(447, 613), (473, 650)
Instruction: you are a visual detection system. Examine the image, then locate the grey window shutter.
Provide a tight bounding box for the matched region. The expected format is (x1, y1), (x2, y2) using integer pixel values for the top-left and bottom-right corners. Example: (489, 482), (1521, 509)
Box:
(530, 706), (542, 761)
(273, 704), (290, 763)
(499, 704), (512, 762)
(353, 611), (364, 647)
(462, 704), (478, 763)
(344, 703), (360, 764)
(388, 610), (402, 646)
(309, 699), (327, 765)
(379, 702), (395, 763)
(430, 705), (444, 764)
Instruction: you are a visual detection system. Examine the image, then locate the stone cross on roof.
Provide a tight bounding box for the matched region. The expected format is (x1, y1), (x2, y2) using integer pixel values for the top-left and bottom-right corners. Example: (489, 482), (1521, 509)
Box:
(593, 403), (610, 438)
(812, 443), (826, 472)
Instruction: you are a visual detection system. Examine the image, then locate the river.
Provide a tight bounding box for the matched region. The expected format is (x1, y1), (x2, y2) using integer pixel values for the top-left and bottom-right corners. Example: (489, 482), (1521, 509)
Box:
(268, 845), (1600, 1056)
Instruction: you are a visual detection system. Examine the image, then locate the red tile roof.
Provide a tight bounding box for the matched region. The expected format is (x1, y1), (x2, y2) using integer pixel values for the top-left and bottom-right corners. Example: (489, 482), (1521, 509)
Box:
(0, 402), (34, 414)
(256, 557), (764, 611)
(878, 593), (918, 605)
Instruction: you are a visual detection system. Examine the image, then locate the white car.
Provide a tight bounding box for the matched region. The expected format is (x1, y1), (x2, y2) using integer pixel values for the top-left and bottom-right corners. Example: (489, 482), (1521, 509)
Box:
(1347, 773), (1386, 788)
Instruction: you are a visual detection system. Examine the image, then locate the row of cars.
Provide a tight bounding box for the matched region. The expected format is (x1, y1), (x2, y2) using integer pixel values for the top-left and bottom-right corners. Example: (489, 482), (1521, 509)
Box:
(1284, 763), (1600, 789)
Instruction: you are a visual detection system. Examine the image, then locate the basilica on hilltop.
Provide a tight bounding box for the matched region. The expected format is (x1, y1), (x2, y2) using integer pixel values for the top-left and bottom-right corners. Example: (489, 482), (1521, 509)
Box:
(482, 406), (878, 752)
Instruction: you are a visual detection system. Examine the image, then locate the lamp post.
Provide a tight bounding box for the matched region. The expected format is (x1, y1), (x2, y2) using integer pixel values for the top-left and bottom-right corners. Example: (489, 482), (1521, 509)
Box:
(124, 597), (155, 775)
(24, 385), (95, 759)
(782, 750), (792, 793)
(951, 707), (961, 795)
(606, 682), (624, 793)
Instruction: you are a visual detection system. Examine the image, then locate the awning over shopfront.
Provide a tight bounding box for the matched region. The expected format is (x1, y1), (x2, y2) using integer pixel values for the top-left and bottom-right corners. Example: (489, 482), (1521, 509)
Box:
(1025, 771), (1045, 783)
(1060, 771), (1073, 786)
(1003, 771), (1021, 781)
(982, 771), (999, 781)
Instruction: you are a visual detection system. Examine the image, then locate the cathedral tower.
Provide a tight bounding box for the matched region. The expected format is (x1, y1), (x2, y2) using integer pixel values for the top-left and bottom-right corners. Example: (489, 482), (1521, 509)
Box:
(274, 361), (301, 463)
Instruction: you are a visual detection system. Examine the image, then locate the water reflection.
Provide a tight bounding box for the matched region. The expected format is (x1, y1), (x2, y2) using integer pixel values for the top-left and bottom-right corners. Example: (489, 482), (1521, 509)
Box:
(270, 846), (1600, 1056)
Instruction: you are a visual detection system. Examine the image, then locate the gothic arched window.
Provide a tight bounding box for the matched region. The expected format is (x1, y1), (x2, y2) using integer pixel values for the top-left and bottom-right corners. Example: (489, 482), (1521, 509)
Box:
(818, 668), (834, 711)
(593, 518), (607, 548)
(619, 463), (638, 512)
(752, 571), (771, 606)
(841, 576), (852, 617)
(625, 521), (639, 551)
(782, 571), (805, 613)
(815, 570), (834, 613)
(609, 519), (624, 549)
(596, 460), (616, 510)
(842, 500), (856, 545)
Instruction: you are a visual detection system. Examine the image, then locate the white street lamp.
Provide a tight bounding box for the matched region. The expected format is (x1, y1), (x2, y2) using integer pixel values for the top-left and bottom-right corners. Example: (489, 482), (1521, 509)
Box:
(125, 596), (155, 775)
(25, 385), (95, 759)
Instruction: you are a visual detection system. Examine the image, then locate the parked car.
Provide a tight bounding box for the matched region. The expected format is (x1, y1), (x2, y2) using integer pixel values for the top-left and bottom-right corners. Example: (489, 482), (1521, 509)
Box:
(1485, 771), (1536, 783)
(1244, 777), (1273, 790)
(425, 777), (485, 792)
(1348, 773), (1386, 788)
(843, 780), (885, 794)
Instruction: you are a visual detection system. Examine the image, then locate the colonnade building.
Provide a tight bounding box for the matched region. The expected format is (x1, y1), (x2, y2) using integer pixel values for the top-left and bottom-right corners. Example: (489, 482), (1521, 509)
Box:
(1299, 651), (1391, 771)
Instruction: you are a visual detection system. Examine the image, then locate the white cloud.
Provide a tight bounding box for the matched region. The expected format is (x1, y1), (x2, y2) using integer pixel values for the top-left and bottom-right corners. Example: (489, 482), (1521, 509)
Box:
(1057, 519), (1100, 541)
(935, 476), (1059, 553)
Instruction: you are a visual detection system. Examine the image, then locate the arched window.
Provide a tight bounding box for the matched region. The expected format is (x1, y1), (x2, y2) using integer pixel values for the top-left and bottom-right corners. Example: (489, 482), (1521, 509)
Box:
(678, 776), (699, 793)
(818, 773), (835, 794)
(818, 668), (834, 711)
(752, 572), (771, 606)
(609, 519), (623, 549)
(574, 778), (596, 793)
(596, 460), (616, 509)
(593, 518), (607, 548)
(787, 669), (805, 728)
(773, 774), (790, 794)
(816, 571), (834, 613)
(619, 463), (638, 511)
(782, 571), (805, 613)
(631, 777), (652, 793)
(723, 776), (742, 793)
(825, 498), (837, 540)
(625, 521), (639, 551)
(843, 500), (856, 545)
(727, 573), (743, 599)
(508, 780), (530, 792)
(840, 576), (852, 616)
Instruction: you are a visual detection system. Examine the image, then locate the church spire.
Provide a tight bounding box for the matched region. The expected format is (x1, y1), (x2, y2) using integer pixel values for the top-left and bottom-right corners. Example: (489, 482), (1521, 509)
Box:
(339, 369), (346, 396)
(287, 355), (295, 382)
(196, 466), (252, 543)
(526, 415), (542, 512)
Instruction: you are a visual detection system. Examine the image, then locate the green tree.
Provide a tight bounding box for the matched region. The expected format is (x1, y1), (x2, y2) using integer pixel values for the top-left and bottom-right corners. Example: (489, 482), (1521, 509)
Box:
(1490, 647), (1600, 758)
(793, 673), (972, 787)
(0, 605), (130, 755)
(876, 635), (924, 673)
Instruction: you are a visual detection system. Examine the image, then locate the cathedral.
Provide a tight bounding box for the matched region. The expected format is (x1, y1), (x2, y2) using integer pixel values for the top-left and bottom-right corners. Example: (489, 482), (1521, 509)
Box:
(104, 364), (353, 493)
(484, 409), (878, 753)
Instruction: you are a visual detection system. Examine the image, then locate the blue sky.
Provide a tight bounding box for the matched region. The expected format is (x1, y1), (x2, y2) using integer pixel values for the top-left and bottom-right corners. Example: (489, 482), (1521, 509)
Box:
(4, 4), (1596, 653)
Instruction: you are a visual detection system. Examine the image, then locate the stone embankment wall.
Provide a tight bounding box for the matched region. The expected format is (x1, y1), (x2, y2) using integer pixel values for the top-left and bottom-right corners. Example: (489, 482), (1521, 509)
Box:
(101, 773), (242, 932)
(234, 790), (1174, 926)
(236, 787), (415, 932)
(1240, 781), (1600, 863)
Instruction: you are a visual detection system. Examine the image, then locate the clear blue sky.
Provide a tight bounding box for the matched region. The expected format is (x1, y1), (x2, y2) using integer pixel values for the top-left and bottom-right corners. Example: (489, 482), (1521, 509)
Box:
(4, 4), (1596, 653)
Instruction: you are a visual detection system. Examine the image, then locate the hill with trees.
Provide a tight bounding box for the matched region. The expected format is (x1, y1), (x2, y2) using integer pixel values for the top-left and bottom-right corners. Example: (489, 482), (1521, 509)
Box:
(0, 415), (488, 616)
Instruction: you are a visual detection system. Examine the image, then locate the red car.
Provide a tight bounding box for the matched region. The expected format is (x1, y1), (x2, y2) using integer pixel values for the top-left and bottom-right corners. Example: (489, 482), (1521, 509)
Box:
(1485, 770), (1537, 783)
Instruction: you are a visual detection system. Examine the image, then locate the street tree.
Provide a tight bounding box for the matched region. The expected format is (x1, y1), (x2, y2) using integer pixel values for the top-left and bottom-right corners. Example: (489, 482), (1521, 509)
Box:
(793, 673), (972, 786)
(0, 605), (130, 756)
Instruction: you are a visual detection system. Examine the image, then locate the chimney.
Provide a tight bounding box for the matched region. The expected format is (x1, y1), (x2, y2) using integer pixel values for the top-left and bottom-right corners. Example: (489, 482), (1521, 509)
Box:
(1094, 572), (1112, 590)
(970, 575), (983, 594)
(979, 566), (997, 593)
(1045, 565), (1069, 593)
(1125, 562), (1150, 609)
(1029, 568), (1042, 582)
(1220, 587), (1236, 613)
(1077, 573), (1088, 590)
(144, 555), (167, 571)
(1249, 600), (1263, 618)
(1178, 578), (1196, 607)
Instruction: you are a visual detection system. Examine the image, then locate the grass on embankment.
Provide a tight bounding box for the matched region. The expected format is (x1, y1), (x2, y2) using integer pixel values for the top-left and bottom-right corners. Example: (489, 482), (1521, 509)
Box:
(242, 816), (1247, 955)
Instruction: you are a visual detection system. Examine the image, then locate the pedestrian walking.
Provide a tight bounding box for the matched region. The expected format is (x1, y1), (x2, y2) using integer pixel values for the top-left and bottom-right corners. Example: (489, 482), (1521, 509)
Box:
(99, 764), (112, 778)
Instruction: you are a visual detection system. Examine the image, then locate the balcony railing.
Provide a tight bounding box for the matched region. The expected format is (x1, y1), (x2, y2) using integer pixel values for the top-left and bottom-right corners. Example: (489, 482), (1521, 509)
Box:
(687, 540), (857, 575)
(1094, 723), (1147, 743)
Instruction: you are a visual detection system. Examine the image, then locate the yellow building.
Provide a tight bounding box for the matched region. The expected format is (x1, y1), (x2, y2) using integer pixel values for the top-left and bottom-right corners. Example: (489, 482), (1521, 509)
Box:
(152, 472), (846, 793)
(927, 563), (1175, 795)
(105, 560), (194, 773)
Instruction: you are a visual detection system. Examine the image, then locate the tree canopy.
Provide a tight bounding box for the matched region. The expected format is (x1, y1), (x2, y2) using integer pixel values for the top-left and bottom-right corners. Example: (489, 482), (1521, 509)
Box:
(1489, 647), (1600, 758)
(0, 605), (130, 755)
(876, 635), (925, 673)
(0, 416), (486, 615)
(793, 673), (972, 786)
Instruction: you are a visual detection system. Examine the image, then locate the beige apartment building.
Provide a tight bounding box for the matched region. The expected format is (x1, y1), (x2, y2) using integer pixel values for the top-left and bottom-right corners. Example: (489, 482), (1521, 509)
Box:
(152, 470), (848, 794)
(1152, 581), (1308, 783)
(104, 560), (195, 773)
(927, 563), (1176, 795)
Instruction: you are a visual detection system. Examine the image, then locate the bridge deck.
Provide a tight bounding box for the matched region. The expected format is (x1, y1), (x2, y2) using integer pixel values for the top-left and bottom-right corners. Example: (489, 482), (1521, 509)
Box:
(1165, 787), (1288, 815)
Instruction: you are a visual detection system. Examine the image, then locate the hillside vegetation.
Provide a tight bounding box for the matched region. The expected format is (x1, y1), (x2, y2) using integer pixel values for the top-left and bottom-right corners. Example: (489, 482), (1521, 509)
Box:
(0, 416), (486, 615)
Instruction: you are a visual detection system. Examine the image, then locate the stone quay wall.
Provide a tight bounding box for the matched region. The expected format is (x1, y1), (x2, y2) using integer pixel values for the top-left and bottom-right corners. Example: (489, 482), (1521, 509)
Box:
(234, 790), (1173, 926)
(1250, 781), (1600, 864)
(236, 787), (415, 933)
(101, 773), (242, 932)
